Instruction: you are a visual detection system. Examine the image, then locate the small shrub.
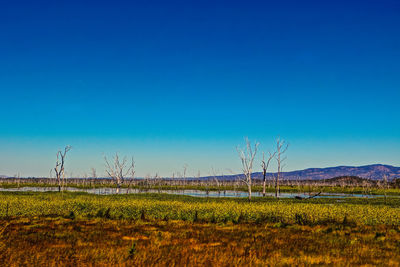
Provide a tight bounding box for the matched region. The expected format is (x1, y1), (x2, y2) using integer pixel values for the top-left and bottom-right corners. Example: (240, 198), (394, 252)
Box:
(234, 213), (244, 224)
(128, 242), (137, 258)
(272, 222), (288, 228)
(295, 213), (311, 225)
(67, 211), (75, 220)
(95, 208), (111, 219)
(104, 208), (111, 219)
(210, 213), (217, 223)
(140, 210), (146, 221)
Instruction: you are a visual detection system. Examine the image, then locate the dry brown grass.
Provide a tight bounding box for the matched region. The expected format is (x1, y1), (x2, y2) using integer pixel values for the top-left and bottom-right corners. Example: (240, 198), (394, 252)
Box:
(1, 217), (400, 266)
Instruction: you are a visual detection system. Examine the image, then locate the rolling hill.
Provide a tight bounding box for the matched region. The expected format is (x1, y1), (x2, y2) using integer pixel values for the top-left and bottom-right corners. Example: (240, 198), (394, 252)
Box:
(207, 164), (400, 181)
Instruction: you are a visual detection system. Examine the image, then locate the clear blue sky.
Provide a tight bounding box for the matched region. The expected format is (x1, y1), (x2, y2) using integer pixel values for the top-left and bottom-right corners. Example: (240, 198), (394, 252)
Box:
(1, 0), (399, 177)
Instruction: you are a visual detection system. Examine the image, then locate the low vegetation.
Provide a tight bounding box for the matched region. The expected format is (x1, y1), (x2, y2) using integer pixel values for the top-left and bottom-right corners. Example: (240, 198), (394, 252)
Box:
(1, 192), (400, 225)
(2, 218), (400, 266)
(1, 192), (400, 266)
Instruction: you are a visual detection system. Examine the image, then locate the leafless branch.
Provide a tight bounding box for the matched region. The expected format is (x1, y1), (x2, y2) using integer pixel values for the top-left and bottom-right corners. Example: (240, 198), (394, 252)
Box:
(237, 137), (259, 202)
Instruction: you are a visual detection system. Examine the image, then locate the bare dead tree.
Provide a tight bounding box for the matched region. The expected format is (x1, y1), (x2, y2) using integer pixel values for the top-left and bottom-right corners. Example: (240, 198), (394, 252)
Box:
(89, 168), (97, 189)
(16, 173), (20, 188)
(383, 174), (388, 204)
(183, 164), (188, 186)
(261, 151), (276, 197)
(126, 163), (136, 194)
(211, 168), (221, 194)
(237, 137), (259, 202)
(275, 138), (288, 198)
(296, 176), (301, 193)
(91, 168), (97, 179)
(54, 145), (72, 192)
(104, 153), (134, 193)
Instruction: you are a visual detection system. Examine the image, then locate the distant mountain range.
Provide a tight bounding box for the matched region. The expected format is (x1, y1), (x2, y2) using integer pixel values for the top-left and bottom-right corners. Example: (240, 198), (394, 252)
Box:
(1, 164), (399, 181)
(207, 164), (400, 181)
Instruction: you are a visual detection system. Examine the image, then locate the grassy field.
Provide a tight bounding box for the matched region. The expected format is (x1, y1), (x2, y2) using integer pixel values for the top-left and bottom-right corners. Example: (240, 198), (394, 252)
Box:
(1, 192), (400, 266)
(1, 192), (400, 224)
(2, 218), (400, 266)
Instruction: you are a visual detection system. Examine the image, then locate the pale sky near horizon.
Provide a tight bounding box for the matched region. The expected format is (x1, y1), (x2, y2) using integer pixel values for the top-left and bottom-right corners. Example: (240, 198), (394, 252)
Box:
(1, 0), (399, 177)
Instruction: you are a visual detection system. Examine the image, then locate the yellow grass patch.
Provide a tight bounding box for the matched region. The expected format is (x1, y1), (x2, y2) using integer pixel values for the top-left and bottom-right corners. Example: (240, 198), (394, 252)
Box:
(122, 235), (149, 241)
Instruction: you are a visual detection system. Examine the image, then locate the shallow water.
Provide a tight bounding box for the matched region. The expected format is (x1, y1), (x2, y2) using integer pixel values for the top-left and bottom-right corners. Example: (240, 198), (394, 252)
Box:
(0, 186), (386, 198)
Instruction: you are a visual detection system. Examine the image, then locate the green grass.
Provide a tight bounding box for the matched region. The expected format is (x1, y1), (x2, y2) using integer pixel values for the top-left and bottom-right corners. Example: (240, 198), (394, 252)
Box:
(1, 192), (400, 225)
